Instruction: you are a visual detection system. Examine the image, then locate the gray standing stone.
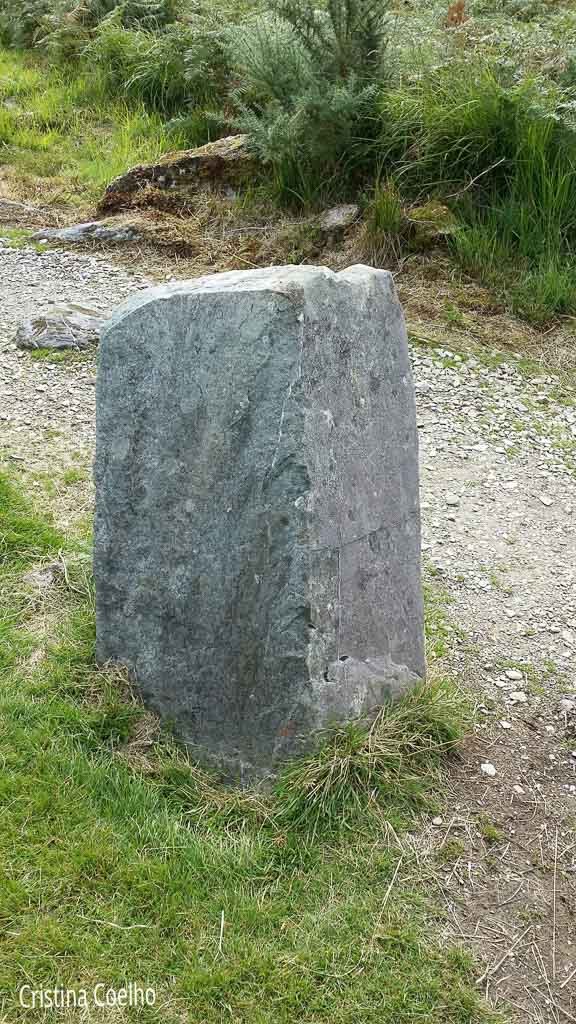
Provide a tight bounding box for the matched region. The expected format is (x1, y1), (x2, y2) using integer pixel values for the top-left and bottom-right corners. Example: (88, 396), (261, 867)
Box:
(94, 265), (424, 783)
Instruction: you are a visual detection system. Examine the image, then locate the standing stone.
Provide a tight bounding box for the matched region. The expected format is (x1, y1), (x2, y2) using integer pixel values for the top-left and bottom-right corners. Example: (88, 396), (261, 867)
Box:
(94, 265), (425, 783)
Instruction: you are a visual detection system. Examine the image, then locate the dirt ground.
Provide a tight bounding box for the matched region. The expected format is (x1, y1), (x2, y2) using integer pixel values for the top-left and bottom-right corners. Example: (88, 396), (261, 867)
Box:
(2, 219), (576, 1023)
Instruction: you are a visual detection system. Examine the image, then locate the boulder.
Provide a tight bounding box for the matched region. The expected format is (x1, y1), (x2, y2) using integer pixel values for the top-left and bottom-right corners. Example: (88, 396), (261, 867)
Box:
(407, 202), (458, 249)
(31, 221), (141, 245)
(15, 304), (103, 350)
(94, 264), (425, 784)
(98, 134), (254, 214)
(318, 204), (359, 241)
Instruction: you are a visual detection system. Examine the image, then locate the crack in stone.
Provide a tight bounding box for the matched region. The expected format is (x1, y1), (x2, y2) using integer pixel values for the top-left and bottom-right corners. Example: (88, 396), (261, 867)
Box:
(270, 314), (305, 471)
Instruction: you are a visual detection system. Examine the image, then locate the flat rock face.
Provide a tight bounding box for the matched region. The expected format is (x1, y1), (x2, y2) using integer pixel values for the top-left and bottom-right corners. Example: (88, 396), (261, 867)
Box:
(94, 265), (425, 783)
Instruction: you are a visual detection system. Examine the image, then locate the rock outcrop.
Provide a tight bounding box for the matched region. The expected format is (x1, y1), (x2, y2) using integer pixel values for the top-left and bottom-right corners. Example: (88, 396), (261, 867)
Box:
(31, 221), (141, 245)
(98, 135), (254, 214)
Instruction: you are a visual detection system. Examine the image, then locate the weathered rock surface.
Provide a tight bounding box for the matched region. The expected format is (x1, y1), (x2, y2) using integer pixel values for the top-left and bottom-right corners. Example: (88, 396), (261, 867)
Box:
(98, 134), (254, 214)
(32, 221), (141, 245)
(318, 204), (359, 240)
(94, 264), (425, 783)
(15, 304), (104, 350)
(408, 201), (458, 249)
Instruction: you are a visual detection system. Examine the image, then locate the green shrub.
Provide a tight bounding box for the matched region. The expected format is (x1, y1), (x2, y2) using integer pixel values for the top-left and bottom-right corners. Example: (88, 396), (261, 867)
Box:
(227, 0), (391, 204)
(86, 13), (229, 114)
(86, 20), (184, 112)
(0, 0), (176, 50)
(0, 0), (51, 47)
(273, 0), (389, 84)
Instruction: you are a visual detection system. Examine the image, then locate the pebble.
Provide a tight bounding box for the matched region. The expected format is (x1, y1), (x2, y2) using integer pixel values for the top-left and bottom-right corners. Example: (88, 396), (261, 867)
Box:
(505, 669), (523, 681)
(509, 691), (528, 703)
(481, 762), (497, 777)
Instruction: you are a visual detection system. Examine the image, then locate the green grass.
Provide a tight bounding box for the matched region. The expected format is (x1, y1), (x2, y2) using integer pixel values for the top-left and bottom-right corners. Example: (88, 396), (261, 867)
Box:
(3, 0), (576, 320)
(383, 55), (576, 321)
(27, 347), (90, 363)
(0, 49), (190, 202)
(0, 469), (497, 1023)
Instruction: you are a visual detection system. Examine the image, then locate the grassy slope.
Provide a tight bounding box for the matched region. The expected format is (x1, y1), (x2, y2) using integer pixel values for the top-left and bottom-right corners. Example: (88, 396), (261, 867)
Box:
(0, 49), (188, 207)
(0, 470), (496, 1023)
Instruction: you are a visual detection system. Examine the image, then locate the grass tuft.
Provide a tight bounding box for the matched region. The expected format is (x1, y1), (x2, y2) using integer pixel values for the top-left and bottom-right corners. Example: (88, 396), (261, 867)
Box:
(275, 679), (469, 831)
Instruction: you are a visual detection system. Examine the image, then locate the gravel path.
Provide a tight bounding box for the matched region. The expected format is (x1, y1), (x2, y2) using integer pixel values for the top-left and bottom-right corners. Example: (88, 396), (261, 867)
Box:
(2, 243), (576, 1018)
(415, 345), (576, 677)
(0, 243), (150, 478)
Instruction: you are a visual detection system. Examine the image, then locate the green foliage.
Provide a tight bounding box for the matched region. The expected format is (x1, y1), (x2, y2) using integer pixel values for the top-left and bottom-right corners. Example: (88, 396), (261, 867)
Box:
(361, 179), (406, 263)
(235, 74), (378, 203)
(381, 55), (576, 319)
(86, 20), (195, 112)
(226, 0), (391, 203)
(272, 0), (390, 84)
(4, 0), (576, 319)
(0, 0), (50, 47)
(0, 0), (176, 49)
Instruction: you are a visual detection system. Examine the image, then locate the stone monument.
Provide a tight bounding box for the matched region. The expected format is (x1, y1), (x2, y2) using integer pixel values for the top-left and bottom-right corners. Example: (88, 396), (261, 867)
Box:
(94, 265), (425, 783)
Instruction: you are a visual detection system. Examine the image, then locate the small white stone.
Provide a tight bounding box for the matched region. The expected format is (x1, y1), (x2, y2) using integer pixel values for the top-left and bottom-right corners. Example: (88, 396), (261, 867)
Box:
(559, 698), (576, 714)
(499, 720), (512, 729)
(446, 493), (460, 507)
(432, 816), (443, 826)
(509, 691), (527, 703)
(481, 762), (497, 777)
(505, 669), (523, 681)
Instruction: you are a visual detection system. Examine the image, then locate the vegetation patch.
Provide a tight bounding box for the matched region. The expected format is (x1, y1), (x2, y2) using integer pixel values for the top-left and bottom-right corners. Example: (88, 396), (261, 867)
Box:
(0, 468), (496, 1022)
(2, 1), (576, 319)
